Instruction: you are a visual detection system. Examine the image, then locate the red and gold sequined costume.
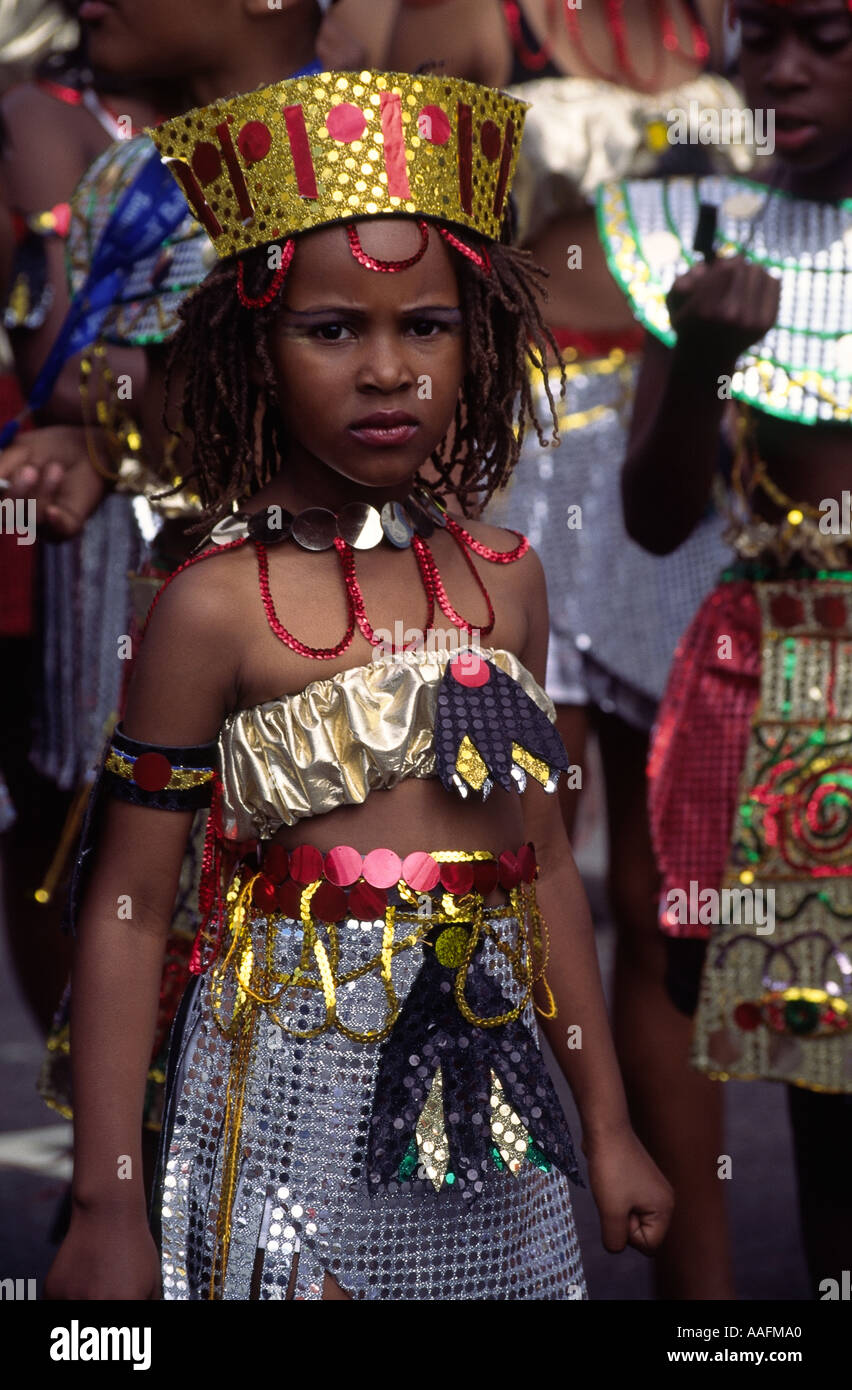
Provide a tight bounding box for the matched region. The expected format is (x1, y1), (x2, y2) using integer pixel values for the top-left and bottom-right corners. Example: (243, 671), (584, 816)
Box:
(56, 69), (592, 1300)
(599, 174), (852, 1094)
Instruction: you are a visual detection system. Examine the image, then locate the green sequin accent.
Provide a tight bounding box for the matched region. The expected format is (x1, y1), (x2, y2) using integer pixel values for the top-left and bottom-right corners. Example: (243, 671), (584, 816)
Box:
(445, 1171), (455, 1185)
(526, 1138), (552, 1173)
(720, 564), (852, 584)
(784, 999), (820, 1035)
(490, 1143), (507, 1172)
(397, 1137), (419, 1182)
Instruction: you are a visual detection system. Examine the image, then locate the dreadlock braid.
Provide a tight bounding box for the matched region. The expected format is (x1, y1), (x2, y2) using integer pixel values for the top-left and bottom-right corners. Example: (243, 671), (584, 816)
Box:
(168, 221), (563, 529)
(432, 239), (562, 514)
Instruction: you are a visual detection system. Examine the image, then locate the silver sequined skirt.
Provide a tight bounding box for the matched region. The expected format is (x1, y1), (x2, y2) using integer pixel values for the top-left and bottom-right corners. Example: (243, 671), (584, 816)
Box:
(158, 903), (586, 1301)
(486, 357), (729, 727)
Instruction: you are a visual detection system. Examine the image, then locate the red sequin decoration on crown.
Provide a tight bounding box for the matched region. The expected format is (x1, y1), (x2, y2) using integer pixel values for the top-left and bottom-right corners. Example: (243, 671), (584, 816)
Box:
(346, 220), (430, 273)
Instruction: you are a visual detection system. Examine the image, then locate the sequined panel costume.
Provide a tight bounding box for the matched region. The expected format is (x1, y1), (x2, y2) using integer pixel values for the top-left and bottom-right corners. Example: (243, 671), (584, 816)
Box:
(486, 353), (729, 722)
(599, 163), (852, 1092)
(598, 175), (852, 427)
(656, 571), (852, 1093)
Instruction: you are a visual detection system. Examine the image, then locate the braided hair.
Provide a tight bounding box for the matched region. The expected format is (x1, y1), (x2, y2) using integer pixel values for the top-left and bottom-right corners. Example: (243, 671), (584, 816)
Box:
(168, 219), (562, 528)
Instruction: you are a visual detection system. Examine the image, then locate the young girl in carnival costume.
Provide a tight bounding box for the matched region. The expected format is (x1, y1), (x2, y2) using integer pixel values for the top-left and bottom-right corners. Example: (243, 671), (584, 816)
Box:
(599, 0), (852, 1291)
(45, 70), (672, 1301)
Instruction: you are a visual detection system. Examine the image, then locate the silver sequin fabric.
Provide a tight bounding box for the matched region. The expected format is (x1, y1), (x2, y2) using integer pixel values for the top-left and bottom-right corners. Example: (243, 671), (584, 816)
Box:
(486, 360), (729, 727)
(160, 902), (586, 1301)
(31, 494), (143, 788)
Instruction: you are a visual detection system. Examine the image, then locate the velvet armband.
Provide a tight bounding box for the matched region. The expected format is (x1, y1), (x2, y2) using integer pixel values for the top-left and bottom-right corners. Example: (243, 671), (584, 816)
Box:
(63, 725), (219, 933)
(103, 726), (218, 811)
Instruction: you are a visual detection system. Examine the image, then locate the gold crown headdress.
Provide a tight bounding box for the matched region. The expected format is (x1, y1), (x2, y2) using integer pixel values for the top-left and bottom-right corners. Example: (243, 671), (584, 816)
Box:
(149, 70), (528, 273)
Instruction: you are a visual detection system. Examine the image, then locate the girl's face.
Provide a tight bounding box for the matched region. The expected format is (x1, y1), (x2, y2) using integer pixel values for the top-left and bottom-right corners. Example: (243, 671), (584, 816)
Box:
(268, 218), (466, 496)
(738, 0), (852, 174)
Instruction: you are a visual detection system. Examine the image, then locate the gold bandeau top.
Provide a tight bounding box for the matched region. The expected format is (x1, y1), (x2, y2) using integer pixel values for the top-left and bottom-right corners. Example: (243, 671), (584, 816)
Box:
(217, 647), (554, 841)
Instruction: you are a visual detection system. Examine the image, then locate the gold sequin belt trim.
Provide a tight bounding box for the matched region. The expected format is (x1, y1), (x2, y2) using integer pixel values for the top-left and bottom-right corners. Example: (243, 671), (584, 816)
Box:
(209, 850), (555, 1046)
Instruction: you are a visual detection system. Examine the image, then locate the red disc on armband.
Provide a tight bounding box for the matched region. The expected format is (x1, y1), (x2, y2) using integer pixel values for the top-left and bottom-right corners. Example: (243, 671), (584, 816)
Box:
(473, 860), (499, 895)
(275, 879), (303, 919)
(132, 751), (173, 791)
(263, 844), (290, 883)
(498, 850), (521, 889)
(517, 843), (537, 883)
(311, 881), (348, 923)
(439, 861), (474, 896)
(289, 844), (324, 885)
(325, 845), (363, 886)
(347, 881), (387, 921)
(252, 875), (277, 911)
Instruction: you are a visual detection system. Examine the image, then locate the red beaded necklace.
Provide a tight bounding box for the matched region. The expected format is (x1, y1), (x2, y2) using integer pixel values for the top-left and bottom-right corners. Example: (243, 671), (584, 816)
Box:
(257, 514), (528, 659)
(557, 0), (709, 90)
(145, 515), (529, 662)
(503, 0), (561, 70)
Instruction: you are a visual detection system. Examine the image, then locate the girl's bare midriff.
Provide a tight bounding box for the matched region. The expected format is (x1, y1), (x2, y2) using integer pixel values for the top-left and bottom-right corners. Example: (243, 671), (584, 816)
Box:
(270, 773), (526, 858)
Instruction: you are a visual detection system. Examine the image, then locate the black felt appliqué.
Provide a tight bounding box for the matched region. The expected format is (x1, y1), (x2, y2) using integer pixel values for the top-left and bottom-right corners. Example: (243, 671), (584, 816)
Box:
(434, 658), (570, 795)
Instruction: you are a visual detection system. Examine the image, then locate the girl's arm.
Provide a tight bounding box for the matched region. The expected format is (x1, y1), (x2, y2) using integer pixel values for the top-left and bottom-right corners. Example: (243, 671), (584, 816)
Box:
(44, 563), (238, 1299)
(694, 0), (730, 70)
(517, 550), (673, 1253)
(1, 84), (146, 420)
(386, 0), (510, 87)
(622, 256), (780, 555)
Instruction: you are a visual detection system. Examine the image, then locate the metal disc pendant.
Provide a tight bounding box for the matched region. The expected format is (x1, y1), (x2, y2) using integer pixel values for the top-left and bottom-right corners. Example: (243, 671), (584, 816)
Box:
(338, 502), (383, 550)
(210, 513), (250, 546)
(248, 505), (293, 544)
(291, 507), (338, 551)
(381, 500), (415, 548)
(413, 483), (447, 528)
(406, 494), (435, 538)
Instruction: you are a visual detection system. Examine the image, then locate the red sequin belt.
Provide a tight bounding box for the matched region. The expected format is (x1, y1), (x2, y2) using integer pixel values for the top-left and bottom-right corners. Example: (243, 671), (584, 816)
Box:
(247, 842), (538, 922)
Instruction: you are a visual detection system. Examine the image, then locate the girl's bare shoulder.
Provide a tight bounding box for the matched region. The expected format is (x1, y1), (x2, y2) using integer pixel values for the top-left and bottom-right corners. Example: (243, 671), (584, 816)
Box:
(124, 545), (258, 742)
(448, 511), (545, 587)
(145, 543), (257, 637)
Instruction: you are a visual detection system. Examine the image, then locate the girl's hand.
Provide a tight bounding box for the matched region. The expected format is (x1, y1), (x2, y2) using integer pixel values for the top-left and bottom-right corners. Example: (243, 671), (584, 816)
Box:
(0, 424), (90, 496)
(584, 1127), (674, 1256)
(42, 452), (109, 539)
(44, 1208), (161, 1301)
(666, 255), (781, 368)
(0, 425), (108, 538)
